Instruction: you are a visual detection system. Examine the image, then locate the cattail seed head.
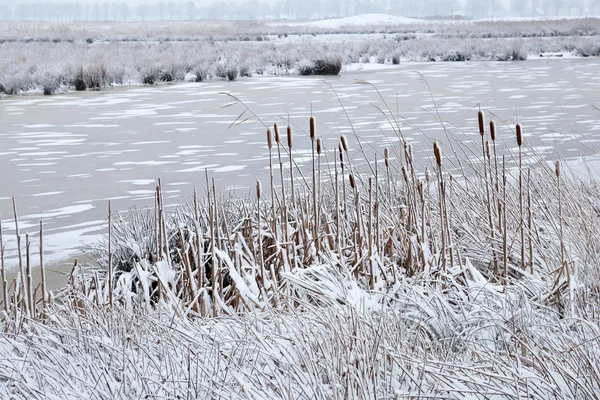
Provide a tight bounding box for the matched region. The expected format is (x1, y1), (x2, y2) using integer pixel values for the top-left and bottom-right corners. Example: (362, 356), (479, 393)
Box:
(309, 116), (315, 141)
(339, 144), (344, 163)
(384, 147), (389, 167)
(256, 180), (262, 199)
(340, 135), (349, 152)
(266, 128), (272, 149)
(425, 167), (430, 182)
(287, 125), (293, 149)
(555, 160), (560, 177)
(349, 173), (355, 189)
(402, 166), (408, 182)
(490, 120), (496, 141)
(478, 110), (485, 136)
(316, 138), (322, 155)
(273, 123), (280, 143)
(516, 123), (522, 147)
(486, 140), (490, 160)
(433, 141), (442, 166)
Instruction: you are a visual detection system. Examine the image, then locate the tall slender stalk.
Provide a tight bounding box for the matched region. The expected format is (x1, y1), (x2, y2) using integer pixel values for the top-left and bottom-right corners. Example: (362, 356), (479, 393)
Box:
(0, 215), (6, 315)
(108, 200), (113, 308)
(516, 123), (525, 271)
(479, 111), (497, 277)
(39, 220), (47, 312)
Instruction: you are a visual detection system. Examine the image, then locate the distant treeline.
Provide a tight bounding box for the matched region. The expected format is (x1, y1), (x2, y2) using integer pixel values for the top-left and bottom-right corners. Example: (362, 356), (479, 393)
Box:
(0, 0), (598, 22)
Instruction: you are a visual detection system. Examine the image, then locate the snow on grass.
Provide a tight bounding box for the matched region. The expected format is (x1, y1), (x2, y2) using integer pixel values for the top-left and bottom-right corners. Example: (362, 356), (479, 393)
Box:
(2, 93), (600, 398)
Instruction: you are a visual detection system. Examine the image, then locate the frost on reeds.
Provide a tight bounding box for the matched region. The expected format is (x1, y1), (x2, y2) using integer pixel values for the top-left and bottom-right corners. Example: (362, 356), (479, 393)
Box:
(2, 108), (600, 398)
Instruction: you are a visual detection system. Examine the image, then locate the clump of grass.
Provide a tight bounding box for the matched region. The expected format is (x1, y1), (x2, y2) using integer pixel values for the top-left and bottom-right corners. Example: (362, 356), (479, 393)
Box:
(297, 56), (342, 76)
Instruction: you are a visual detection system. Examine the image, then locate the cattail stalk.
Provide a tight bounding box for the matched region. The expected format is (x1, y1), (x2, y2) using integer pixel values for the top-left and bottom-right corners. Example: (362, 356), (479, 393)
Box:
(39, 220), (47, 312)
(433, 142), (446, 271)
(310, 117), (318, 253)
(0, 215), (7, 315)
(490, 120), (501, 229)
(527, 168), (534, 275)
(256, 180), (266, 291)
(108, 200), (113, 308)
(516, 123), (525, 270)
(502, 156), (508, 282)
(479, 111), (498, 277)
(287, 125), (295, 205)
(334, 148), (341, 260)
(368, 177), (374, 288)
(12, 197), (28, 315)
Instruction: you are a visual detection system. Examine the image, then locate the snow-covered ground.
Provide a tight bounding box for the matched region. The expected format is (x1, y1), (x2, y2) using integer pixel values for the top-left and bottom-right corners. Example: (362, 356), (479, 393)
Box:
(270, 13), (425, 28)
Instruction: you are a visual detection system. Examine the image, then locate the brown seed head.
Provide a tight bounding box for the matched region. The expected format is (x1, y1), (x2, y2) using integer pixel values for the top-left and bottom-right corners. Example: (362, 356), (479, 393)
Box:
(309, 117), (315, 141)
(256, 180), (262, 199)
(384, 147), (389, 167)
(402, 166), (408, 182)
(266, 128), (272, 149)
(433, 141), (442, 167)
(486, 140), (490, 160)
(516, 124), (522, 147)
(287, 125), (293, 149)
(478, 110), (485, 136)
(425, 167), (430, 182)
(349, 173), (355, 189)
(273, 123), (280, 143)
(339, 144), (344, 163)
(316, 138), (322, 155)
(340, 135), (349, 152)
(489, 120), (496, 141)
(555, 160), (560, 178)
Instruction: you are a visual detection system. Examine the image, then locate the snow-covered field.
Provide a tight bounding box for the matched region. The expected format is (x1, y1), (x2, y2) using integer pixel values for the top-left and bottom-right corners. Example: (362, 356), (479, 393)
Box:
(0, 17), (599, 95)
(2, 94), (600, 398)
(1, 16), (600, 399)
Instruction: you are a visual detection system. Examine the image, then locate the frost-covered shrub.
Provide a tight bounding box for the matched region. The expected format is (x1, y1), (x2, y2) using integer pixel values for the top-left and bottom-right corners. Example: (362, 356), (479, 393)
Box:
(73, 70), (87, 91)
(297, 56), (342, 76)
(194, 68), (209, 82)
(575, 43), (600, 57)
(215, 61), (238, 81)
(239, 64), (251, 77)
(40, 73), (61, 95)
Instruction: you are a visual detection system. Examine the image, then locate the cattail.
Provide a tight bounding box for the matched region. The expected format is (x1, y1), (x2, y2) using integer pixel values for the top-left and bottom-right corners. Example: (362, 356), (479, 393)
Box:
(425, 167), (430, 182)
(273, 123), (280, 143)
(384, 147), (389, 167)
(402, 166), (408, 182)
(490, 120), (496, 141)
(339, 144), (344, 163)
(266, 128), (272, 149)
(433, 141), (442, 166)
(316, 138), (322, 155)
(256, 180), (262, 199)
(340, 135), (348, 152)
(486, 140), (491, 160)
(555, 160), (560, 177)
(516, 123), (522, 147)
(310, 116), (315, 141)
(478, 110), (485, 136)
(287, 125), (293, 149)
(349, 173), (356, 189)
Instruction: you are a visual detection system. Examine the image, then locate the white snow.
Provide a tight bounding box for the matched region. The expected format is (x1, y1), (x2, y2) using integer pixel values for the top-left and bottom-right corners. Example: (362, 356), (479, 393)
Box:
(273, 14), (425, 29)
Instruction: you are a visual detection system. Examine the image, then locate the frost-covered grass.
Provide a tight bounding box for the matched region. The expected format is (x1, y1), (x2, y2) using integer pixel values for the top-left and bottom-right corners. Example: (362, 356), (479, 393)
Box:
(1, 99), (600, 397)
(0, 18), (599, 95)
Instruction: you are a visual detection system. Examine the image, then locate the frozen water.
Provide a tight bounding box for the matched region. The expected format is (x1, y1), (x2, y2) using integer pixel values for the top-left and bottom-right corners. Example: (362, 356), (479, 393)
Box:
(1, 57), (599, 267)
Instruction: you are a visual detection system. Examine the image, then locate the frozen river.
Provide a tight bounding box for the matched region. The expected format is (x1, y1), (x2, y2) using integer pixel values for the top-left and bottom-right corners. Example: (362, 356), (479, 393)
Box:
(1, 58), (600, 272)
